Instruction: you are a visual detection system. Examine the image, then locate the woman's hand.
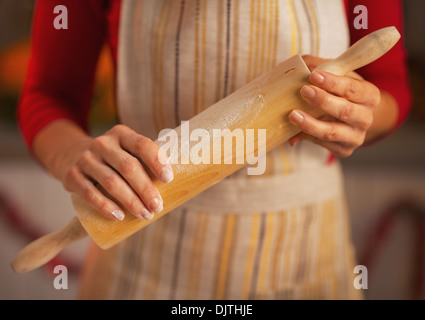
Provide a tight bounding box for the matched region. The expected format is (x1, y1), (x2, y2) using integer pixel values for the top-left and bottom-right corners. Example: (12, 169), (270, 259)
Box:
(288, 55), (382, 158)
(34, 121), (173, 221)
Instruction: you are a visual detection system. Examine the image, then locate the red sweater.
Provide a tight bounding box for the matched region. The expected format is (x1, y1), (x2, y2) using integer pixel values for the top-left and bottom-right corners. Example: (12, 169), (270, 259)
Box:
(17, 0), (411, 150)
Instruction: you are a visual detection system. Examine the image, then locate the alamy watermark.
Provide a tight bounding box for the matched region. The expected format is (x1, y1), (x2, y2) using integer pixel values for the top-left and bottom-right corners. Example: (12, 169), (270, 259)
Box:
(53, 265), (68, 290)
(53, 4), (368, 30)
(53, 5), (68, 30)
(353, 265), (368, 290)
(157, 121), (267, 175)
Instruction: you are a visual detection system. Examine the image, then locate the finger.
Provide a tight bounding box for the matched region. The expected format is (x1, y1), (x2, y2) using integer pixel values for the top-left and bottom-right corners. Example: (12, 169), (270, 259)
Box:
(300, 85), (373, 129)
(288, 133), (304, 147)
(92, 127), (165, 215)
(115, 125), (174, 183)
(309, 71), (380, 106)
(77, 151), (154, 220)
(288, 109), (365, 148)
(63, 166), (126, 221)
(301, 55), (329, 71)
(94, 144), (163, 215)
(301, 135), (356, 158)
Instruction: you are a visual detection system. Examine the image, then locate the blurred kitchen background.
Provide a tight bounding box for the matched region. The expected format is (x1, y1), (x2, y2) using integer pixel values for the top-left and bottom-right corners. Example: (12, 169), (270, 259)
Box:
(0, 1), (424, 300)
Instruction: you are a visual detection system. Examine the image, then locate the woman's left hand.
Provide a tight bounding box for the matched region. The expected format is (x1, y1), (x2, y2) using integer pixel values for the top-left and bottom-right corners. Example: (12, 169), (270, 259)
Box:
(288, 55), (382, 158)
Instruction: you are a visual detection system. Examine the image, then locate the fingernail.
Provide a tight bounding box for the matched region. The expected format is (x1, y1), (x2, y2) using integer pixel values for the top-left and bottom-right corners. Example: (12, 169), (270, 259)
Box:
(111, 209), (125, 221)
(140, 208), (154, 220)
(150, 197), (163, 213)
(160, 165), (174, 183)
(289, 110), (305, 124)
(301, 85), (316, 99)
(310, 71), (325, 85)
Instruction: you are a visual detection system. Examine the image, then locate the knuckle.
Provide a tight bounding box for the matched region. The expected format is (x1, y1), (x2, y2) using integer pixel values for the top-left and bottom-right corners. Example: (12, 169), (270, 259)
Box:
(92, 135), (111, 152)
(338, 102), (354, 122)
(344, 80), (357, 100)
(82, 186), (96, 203)
(78, 150), (93, 165)
(102, 173), (120, 192)
(327, 76), (338, 92)
(318, 94), (331, 111)
(323, 126), (338, 142)
(118, 156), (139, 176)
(65, 165), (78, 180)
(109, 124), (127, 135)
(63, 166), (79, 188)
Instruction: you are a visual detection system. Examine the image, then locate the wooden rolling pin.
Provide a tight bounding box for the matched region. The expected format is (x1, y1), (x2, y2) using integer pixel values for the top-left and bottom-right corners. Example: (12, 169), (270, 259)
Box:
(11, 26), (401, 273)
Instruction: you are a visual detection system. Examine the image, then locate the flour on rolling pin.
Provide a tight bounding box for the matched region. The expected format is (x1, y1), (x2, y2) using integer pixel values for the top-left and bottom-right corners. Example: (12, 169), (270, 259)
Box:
(156, 87), (268, 176)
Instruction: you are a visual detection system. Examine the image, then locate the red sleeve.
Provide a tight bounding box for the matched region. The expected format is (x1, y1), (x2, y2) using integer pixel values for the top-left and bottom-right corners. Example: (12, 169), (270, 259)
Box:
(345, 0), (412, 131)
(17, 0), (110, 150)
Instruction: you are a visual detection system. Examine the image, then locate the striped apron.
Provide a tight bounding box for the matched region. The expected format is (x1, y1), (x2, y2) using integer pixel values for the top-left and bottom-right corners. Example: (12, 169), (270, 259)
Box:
(78, 0), (362, 300)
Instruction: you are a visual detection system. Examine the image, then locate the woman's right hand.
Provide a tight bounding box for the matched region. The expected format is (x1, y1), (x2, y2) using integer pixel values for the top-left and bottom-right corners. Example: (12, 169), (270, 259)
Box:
(36, 121), (174, 221)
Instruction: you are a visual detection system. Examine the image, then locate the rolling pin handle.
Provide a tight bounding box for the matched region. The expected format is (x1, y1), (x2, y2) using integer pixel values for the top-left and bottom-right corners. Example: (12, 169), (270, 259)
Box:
(314, 26), (401, 76)
(10, 217), (87, 274)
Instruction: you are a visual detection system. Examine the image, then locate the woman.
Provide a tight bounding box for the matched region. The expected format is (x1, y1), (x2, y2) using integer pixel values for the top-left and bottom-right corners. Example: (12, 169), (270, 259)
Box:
(18, 0), (411, 299)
